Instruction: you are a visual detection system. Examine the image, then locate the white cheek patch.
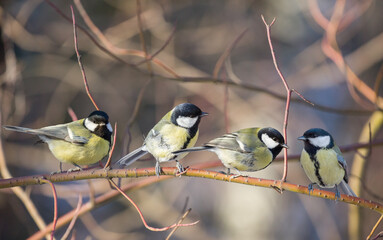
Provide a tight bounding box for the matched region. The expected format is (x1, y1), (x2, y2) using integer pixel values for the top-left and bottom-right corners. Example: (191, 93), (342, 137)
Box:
(84, 118), (98, 132)
(309, 135), (330, 148)
(176, 116), (198, 128)
(262, 134), (279, 149)
(106, 122), (113, 132)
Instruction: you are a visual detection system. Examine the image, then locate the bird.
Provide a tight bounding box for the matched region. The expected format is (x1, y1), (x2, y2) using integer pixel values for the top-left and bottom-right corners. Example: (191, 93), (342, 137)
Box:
(173, 127), (288, 176)
(117, 103), (207, 176)
(4, 110), (113, 172)
(298, 128), (356, 199)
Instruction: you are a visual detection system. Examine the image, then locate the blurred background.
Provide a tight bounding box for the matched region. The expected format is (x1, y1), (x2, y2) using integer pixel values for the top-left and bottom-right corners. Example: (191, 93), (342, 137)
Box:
(0, 0), (382, 239)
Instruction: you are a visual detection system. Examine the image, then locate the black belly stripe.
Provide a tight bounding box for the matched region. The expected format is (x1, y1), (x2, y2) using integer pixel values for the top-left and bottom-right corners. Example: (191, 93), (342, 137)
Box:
(169, 136), (192, 161)
(181, 136), (192, 150)
(310, 155), (325, 186)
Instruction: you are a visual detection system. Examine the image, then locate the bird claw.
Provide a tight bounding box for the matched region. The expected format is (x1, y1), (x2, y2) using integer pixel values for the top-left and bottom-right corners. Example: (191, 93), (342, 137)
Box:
(67, 167), (82, 173)
(308, 183), (314, 196)
(175, 161), (186, 177)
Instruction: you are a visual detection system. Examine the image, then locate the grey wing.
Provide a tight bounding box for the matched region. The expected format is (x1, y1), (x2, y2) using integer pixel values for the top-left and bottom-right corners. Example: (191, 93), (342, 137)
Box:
(337, 154), (349, 183)
(205, 133), (247, 152)
(39, 124), (88, 144)
(4, 123), (88, 144)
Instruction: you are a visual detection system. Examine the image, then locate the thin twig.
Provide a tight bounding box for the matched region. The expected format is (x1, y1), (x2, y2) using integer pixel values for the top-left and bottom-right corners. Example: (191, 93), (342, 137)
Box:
(104, 122), (117, 169)
(108, 179), (199, 231)
(41, 179), (58, 240)
(70, 5), (99, 110)
(61, 194), (83, 240)
(261, 15), (312, 182)
(165, 208), (192, 240)
(367, 215), (383, 240)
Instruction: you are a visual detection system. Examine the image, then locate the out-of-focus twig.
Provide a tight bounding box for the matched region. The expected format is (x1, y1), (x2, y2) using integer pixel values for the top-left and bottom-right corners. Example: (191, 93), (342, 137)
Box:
(349, 111), (383, 240)
(308, 0), (373, 32)
(70, 6), (99, 110)
(73, 0), (179, 78)
(122, 79), (151, 155)
(213, 28), (248, 79)
(136, 0), (152, 74)
(372, 232), (383, 240)
(213, 28), (249, 133)
(45, 0), (135, 67)
(61, 195), (83, 240)
(46, 0), (375, 116)
(0, 29), (50, 240)
(109, 179), (199, 231)
(373, 64), (383, 106)
(311, 0), (383, 110)
(67, 108), (78, 121)
(134, 24), (177, 66)
(261, 15), (313, 183)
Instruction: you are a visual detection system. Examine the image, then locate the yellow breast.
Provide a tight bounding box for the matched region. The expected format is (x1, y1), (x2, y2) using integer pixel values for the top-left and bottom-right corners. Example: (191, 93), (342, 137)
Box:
(300, 149), (345, 188)
(145, 124), (198, 162)
(216, 147), (272, 172)
(47, 135), (110, 165)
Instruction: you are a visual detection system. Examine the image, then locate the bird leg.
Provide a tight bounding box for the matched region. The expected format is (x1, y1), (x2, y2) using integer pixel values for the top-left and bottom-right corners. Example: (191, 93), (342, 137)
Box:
(334, 184), (341, 201)
(50, 162), (64, 175)
(155, 161), (162, 177)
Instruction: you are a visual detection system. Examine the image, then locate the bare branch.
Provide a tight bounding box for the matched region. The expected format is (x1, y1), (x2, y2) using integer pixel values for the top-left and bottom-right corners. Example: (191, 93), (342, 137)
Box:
(70, 6), (99, 110)
(109, 179), (199, 231)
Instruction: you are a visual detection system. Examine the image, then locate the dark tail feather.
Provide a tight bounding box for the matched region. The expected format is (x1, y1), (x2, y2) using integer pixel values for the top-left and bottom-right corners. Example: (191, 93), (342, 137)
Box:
(340, 180), (357, 197)
(172, 146), (212, 155)
(117, 146), (148, 167)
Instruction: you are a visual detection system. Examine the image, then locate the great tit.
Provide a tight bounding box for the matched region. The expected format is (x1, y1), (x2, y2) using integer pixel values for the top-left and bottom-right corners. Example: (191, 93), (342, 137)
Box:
(173, 127), (288, 175)
(117, 103), (207, 176)
(4, 110), (113, 171)
(298, 128), (356, 198)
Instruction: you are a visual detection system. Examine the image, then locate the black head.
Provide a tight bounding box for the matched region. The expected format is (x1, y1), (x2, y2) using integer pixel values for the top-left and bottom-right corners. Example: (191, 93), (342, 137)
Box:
(170, 103), (207, 139)
(298, 128), (334, 154)
(258, 127), (287, 159)
(171, 103), (207, 128)
(84, 110), (113, 142)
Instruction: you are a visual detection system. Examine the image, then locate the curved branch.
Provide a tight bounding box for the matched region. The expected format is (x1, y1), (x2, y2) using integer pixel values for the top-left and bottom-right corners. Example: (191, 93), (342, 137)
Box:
(1, 167), (382, 215)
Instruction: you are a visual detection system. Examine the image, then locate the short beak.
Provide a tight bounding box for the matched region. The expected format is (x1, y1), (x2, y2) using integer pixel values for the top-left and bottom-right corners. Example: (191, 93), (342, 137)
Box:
(200, 112), (208, 117)
(280, 143), (289, 149)
(297, 136), (306, 141)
